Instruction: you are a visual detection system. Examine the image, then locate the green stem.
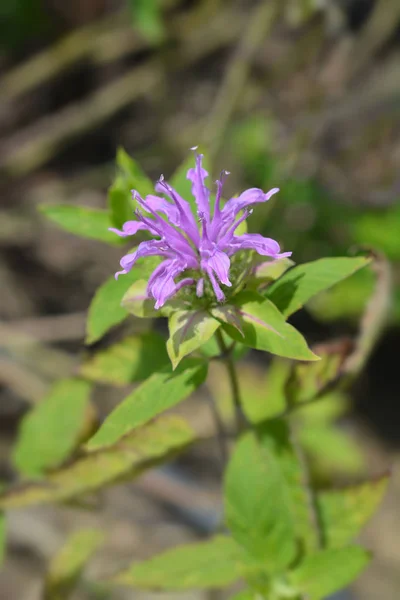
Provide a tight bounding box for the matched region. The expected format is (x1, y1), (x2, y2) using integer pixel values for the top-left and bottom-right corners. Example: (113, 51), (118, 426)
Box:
(216, 330), (246, 435)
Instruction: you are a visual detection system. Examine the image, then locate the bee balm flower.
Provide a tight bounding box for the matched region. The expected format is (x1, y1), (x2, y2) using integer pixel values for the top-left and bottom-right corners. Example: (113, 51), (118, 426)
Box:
(110, 149), (291, 309)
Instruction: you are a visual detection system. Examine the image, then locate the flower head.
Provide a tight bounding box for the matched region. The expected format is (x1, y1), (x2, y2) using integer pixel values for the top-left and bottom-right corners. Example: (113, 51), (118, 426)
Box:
(110, 149), (291, 309)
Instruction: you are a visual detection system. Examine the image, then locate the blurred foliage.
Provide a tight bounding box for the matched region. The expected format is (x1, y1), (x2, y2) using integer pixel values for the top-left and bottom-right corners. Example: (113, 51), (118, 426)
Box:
(231, 115), (400, 322)
(0, 0), (50, 50)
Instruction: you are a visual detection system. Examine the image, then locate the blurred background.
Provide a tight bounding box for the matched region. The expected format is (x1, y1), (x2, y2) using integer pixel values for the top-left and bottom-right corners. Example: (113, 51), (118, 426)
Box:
(1, 0), (400, 598)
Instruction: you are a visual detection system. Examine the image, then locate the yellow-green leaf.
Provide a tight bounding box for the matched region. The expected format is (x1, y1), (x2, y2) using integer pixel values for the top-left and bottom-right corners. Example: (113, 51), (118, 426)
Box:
(81, 332), (168, 385)
(13, 378), (92, 478)
(266, 256), (371, 318)
(108, 148), (154, 228)
(224, 291), (319, 361)
(86, 359), (208, 451)
(224, 431), (297, 569)
(44, 529), (104, 600)
(40, 205), (122, 246)
(0, 416), (194, 510)
(316, 477), (389, 548)
(288, 546), (370, 600)
(167, 309), (221, 369)
(113, 536), (243, 590)
(86, 256), (161, 344)
(0, 514), (6, 567)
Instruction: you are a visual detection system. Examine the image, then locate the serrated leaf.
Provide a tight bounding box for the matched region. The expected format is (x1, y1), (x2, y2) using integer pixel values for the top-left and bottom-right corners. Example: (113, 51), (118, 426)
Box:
(40, 205), (122, 245)
(44, 529), (104, 600)
(316, 477), (388, 548)
(0, 417), (194, 509)
(0, 514), (5, 567)
(167, 309), (220, 369)
(86, 359), (208, 451)
(288, 546), (370, 600)
(81, 331), (168, 385)
(108, 148), (154, 228)
(257, 420), (318, 552)
(223, 291), (319, 361)
(266, 256), (371, 318)
(13, 378), (92, 478)
(86, 256), (160, 344)
(224, 431), (297, 569)
(113, 536), (243, 590)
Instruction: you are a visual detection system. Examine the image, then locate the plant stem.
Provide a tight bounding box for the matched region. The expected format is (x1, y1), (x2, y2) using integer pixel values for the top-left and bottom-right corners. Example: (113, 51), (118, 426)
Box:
(215, 330), (246, 435)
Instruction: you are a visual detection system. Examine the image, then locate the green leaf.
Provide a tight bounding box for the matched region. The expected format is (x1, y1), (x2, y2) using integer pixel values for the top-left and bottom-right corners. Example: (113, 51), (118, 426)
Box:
(86, 256), (160, 344)
(224, 431), (297, 569)
(81, 331), (168, 385)
(108, 148), (154, 228)
(113, 536), (243, 590)
(13, 378), (92, 478)
(170, 148), (211, 216)
(223, 291), (319, 361)
(241, 359), (291, 423)
(300, 424), (365, 477)
(288, 546), (370, 600)
(44, 529), (104, 600)
(266, 257), (371, 318)
(128, 0), (165, 44)
(316, 477), (388, 548)
(248, 258), (295, 291)
(0, 416), (194, 509)
(0, 514), (6, 567)
(353, 205), (400, 260)
(40, 205), (122, 245)
(86, 359), (208, 451)
(167, 309), (221, 369)
(257, 420), (318, 553)
(121, 279), (160, 318)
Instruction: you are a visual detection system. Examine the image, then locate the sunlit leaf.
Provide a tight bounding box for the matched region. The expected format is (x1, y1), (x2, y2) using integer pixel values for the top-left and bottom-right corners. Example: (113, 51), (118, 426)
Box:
(224, 430), (297, 569)
(44, 529), (104, 600)
(0, 417), (194, 509)
(257, 420), (318, 552)
(108, 148), (154, 228)
(241, 359), (291, 423)
(316, 477), (389, 548)
(224, 291), (319, 361)
(128, 0), (165, 44)
(86, 359), (208, 451)
(0, 514), (5, 567)
(167, 309), (220, 369)
(288, 546), (370, 600)
(86, 256), (160, 344)
(81, 331), (168, 385)
(113, 536), (243, 590)
(121, 279), (159, 318)
(266, 257), (371, 318)
(13, 378), (92, 478)
(40, 205), (122, 245)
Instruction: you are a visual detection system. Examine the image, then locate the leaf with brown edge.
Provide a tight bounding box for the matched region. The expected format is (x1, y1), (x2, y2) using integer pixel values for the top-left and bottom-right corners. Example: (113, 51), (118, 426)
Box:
(0, 417), (195, 510)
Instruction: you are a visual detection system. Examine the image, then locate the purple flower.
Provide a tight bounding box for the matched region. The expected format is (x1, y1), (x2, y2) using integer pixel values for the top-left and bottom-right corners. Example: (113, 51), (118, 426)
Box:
(110, 149), (291, 309)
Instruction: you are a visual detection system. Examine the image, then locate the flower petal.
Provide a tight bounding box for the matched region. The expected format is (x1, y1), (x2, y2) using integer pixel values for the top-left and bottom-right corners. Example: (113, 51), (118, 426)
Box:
(205, 248), (232, 286)
(114, 240), (170, 279)
(147, 258), (188, 309)
(109, 221), (148, 237)
(226, 233), (292, 259)
(223, 187), (279, 217)
(187, 152), (210, 221)
(139, 194), (181, 227)
(155, 178), (200, 244)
